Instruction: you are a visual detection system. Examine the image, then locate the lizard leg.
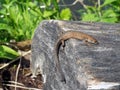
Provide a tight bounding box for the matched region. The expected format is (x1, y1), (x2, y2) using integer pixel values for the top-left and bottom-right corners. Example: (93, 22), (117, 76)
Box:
(58, 31), (64, 37)
(61, 40), (65, 50)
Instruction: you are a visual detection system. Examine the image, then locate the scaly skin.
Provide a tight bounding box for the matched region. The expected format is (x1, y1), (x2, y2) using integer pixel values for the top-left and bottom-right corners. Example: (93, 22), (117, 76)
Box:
(54, 31), (99, 83)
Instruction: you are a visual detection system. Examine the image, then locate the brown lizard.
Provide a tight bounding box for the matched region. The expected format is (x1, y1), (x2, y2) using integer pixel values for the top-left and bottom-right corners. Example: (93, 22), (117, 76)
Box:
(54, 31), (99, 83)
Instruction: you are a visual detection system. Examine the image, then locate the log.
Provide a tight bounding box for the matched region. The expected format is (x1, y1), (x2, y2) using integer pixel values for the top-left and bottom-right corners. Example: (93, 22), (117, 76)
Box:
(31, 20), (120, 90)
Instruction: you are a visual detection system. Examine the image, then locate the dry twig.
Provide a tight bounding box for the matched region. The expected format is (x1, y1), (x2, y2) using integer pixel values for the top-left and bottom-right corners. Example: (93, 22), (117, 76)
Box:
(0, 50), (31, 70)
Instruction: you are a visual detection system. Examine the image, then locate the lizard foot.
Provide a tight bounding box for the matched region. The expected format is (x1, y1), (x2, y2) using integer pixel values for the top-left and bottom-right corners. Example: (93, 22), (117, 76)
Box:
(61, 77), (66, 84)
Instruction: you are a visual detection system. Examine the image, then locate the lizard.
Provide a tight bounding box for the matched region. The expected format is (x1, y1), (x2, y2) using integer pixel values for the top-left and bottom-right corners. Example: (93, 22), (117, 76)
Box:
(54, 30), (99, 83)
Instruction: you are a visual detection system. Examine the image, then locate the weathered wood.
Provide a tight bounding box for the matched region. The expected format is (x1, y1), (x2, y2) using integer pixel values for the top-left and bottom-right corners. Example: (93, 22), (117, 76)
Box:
(31, 20), (120, 90)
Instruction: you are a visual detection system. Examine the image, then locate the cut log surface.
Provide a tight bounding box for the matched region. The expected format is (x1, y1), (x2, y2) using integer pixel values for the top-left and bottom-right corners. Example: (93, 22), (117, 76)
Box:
(31, 20), (120, 90)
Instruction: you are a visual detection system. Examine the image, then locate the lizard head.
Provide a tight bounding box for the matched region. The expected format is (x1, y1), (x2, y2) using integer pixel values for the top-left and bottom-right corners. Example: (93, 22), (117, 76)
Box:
(87, 38), (99, 45)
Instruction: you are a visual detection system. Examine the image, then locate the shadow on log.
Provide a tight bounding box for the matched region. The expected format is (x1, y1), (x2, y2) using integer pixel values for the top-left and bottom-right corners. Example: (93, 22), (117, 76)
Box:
(31, 20), (120, 90)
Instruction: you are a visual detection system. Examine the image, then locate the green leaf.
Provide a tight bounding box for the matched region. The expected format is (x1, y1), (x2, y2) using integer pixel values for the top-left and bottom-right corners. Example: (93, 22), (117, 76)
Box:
(28, 2), (36, 8)
(0, 23), (13, 36)
(0, 45), (19, 59)
(103, 9), (117, 17)
(43, 10), (56, 18)
(82, 13), (99, 22)
(101, 9), (118, 23)
(102, 0), (116, 6)
(60, 8), (72, 20)
(101, 18), (117, 23)
(0, 23), (10, 30)
(46, 0), (51, 6)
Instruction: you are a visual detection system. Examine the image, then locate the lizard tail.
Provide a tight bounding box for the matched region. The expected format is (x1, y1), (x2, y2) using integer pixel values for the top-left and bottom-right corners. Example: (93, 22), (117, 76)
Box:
(54, 39), (66, 83)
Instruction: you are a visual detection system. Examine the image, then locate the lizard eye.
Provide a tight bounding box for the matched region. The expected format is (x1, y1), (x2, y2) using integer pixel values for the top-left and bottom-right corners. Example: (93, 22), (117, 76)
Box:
(94, 40), (99, 44)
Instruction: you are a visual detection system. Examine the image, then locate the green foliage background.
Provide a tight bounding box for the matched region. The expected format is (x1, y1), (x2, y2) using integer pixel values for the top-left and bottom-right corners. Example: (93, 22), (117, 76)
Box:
(0, 0), (71, 42)
(0, 0), (72, 59)
(79, 0), (120, 23)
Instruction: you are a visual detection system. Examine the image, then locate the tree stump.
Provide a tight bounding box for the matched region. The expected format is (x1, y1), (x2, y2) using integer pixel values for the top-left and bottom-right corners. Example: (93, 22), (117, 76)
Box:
(31, 20), (120, 90)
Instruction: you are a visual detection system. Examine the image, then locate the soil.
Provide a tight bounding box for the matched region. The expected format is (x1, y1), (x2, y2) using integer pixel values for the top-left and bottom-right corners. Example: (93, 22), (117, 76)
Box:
(0, 40), (43, 90)
(0, 53), (43, 90)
